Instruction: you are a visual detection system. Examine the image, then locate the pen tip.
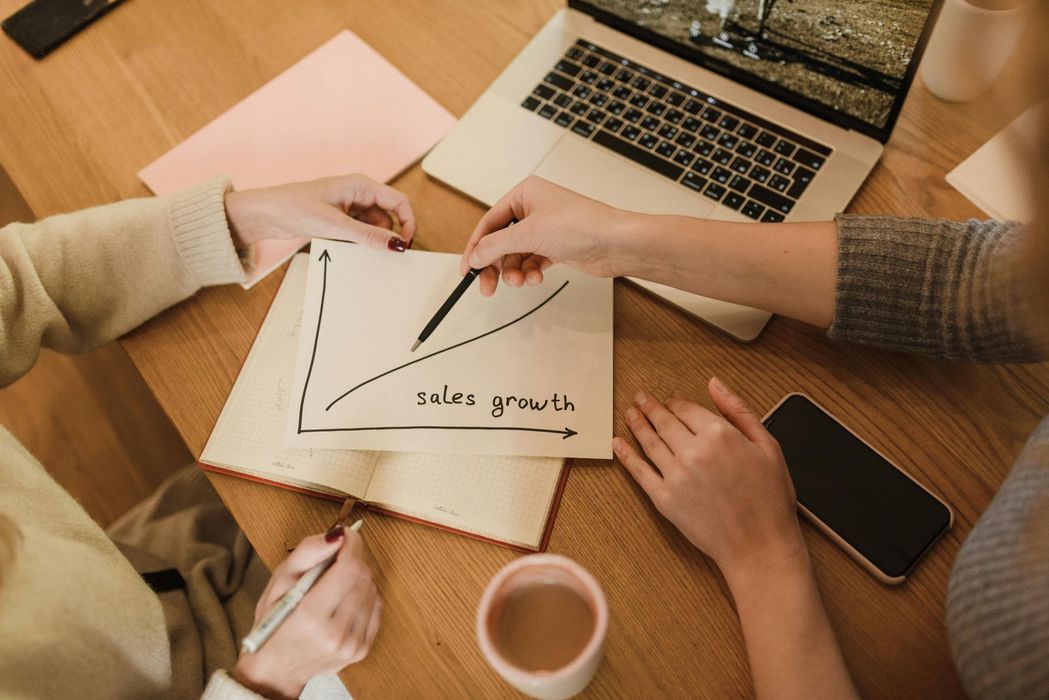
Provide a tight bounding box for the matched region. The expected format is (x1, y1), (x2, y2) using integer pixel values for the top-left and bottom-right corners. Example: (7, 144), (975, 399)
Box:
(410, 340), (421, 353)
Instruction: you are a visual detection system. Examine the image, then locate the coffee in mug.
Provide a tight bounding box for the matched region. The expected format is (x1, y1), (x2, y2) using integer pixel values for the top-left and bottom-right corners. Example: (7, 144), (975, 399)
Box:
(477, 554), (608, 700)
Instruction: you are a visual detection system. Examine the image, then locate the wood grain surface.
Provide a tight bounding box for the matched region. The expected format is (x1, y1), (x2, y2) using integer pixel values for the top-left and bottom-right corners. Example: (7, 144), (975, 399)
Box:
(2, 1), (1047, 697)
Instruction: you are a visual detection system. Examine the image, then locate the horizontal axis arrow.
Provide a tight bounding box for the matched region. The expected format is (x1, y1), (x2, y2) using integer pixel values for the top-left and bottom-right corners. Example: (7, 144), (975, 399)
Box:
(298, 425), (579, 439)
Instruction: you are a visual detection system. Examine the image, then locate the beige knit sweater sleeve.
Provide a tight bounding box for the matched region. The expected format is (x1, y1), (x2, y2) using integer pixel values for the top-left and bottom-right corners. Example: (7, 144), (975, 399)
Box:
(0, 176), (246, 388)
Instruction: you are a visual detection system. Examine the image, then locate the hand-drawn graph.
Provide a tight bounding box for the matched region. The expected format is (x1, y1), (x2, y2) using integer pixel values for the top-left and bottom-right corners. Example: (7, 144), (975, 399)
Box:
(286, 241), (614, 459)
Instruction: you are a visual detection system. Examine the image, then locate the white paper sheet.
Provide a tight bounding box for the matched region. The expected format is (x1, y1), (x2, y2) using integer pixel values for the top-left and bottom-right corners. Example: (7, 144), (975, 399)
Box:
(946, 102), (1044, 222)
(286, 240), (614, 459)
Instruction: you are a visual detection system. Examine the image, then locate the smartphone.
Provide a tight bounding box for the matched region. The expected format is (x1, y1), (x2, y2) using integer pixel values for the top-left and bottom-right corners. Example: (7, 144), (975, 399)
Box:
(2, 0), (127, 60)
(763, 393), (953, 585)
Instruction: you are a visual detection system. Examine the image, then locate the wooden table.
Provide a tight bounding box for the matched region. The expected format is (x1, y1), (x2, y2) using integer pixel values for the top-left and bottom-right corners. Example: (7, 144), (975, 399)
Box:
(2, 1), (1047, 697)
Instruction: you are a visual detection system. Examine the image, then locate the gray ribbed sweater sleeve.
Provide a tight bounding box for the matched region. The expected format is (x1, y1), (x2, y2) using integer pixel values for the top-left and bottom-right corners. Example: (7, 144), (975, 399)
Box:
(946, 417), (1049, 700)
(829, 216), (1047, 363)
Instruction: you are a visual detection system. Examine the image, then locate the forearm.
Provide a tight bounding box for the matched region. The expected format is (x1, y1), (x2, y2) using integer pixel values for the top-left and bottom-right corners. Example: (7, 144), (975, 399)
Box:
(725, 551), (858, 700)
(0, 176), (246, 387)
(614, 213), (838, 327)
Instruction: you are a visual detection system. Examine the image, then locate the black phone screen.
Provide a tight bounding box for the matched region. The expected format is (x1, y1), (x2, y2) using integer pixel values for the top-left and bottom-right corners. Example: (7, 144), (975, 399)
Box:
(764, 395), (951, 579)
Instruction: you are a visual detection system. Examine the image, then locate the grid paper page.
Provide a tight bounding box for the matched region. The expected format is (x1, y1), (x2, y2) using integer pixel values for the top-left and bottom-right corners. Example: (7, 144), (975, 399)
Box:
(365, 452), (564, 550)
(201, 255), (378, 496)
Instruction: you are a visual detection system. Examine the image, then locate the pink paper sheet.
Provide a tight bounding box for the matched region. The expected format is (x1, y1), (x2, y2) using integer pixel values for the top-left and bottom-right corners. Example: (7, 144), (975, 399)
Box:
(139, 30), (456, 288)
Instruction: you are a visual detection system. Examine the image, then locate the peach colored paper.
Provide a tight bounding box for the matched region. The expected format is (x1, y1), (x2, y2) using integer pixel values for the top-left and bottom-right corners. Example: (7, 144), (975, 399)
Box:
(138, 30), (456, 289)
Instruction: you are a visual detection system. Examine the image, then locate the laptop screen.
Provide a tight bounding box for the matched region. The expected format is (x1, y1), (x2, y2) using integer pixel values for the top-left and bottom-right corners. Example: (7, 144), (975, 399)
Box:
(571, 0), (940, 139)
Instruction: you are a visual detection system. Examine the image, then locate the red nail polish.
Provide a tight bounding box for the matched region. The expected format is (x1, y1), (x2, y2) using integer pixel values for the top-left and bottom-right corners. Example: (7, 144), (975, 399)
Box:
(324, 523), (345, 542)
(387, 236), (407, 253)
(406, 237), (414, 249)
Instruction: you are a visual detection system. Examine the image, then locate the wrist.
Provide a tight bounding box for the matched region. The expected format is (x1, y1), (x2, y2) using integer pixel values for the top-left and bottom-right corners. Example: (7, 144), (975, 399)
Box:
(721, 529), (811, 599)
(607, 209), (661, 278)
(224, 191), (256, 250)
(232, 656), (302, 700)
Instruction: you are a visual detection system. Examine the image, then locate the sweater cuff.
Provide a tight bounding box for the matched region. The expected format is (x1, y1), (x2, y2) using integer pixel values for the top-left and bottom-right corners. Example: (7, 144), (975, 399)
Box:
(829, 214), (1045, 362)
(167, 176), (249, 288)
(201, 670), (266, 700)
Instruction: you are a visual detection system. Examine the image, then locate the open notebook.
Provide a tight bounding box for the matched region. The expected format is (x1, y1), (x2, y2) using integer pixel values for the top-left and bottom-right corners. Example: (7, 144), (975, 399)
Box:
(200, 255), (569, 551)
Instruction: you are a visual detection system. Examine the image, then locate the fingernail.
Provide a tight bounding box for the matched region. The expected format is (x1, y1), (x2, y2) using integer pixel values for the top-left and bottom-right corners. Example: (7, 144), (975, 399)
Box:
(625, 407), (639, 421)
(634, 390), (650, 405)
(387, 236), (407, 253)
(611, 437), (623, 453)
(711, 376), (727, 392)
(324, 523), (345, 542)
(470, 254), (482, 267)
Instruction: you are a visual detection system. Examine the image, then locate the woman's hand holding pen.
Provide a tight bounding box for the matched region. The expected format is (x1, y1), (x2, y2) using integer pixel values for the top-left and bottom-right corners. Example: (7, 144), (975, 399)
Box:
(461, 176), (644, 297)
(232, 526), (382, 700)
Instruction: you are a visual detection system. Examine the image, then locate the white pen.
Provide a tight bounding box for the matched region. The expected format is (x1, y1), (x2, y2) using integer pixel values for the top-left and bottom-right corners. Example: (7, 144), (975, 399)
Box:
(241, 518), (364, 654)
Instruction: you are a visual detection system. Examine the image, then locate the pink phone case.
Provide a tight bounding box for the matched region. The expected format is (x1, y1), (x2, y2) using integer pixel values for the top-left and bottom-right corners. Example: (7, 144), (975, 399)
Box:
(763, 393), (954, 585)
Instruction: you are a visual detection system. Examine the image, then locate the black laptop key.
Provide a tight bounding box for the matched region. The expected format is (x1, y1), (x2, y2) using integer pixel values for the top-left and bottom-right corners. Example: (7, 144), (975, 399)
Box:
(571, 120), (596, 137)
(566, 46), (583, 60)
(554, 92), (573, 107)
(605, 117), (624, 133)
(773, 140), (796, 157)
(755, 149), (776, 166)
(675, 133), (697, 149)
(682, 117), (701, 132)
(773, 158), (795, 175)
(761, 210), (785, 223)
(704, 182), (726, 201)
(621, 125), (641, 141)
(665, 109), (684, 125)
(793, 148), (826, 170)
(589, 93), (609, 107)
(580, 70), (598, 84)
(544, 72), (574, 91)
(683, 99), (703, 114)
(769, 174), (790, 192)
(555, 61), (581, 77)
(649, 84), (668, 99)
(587, 109), (606, 125)
(582, 54), (600, 68)
(700, 125), (720, 141)
(571, 101), (589, 116)
(658, 124), (678, 140)
(592, 129), (685, 181)
(554, 111), (574, 128)
(750, 165), (771, 183)
(667, 91), (685, 106)
(693, 140), (715, 157)
(632, 76), (651, 91)
(735, 141), (757, 158)
(573, 85), (592, 99)
(718, 115), (740, 131)
(756, 131), (777, 147)
(673, 149), (695, 167)
(718, 133), (739, 149)
(600, 61), (617, 75)
(613, 85), (632, 100)
(749, 183), (794, 215)
(533, 84), (555, 100)
(595, 80), (614, 94)
(681, 172), (707, 192)
(607, 100), (625, 115)
(616, 69), (634, 83)
(646, 102), (666, 117)
(729, 175), (750, 193)
(641, 116), (660, 131)
(701, 107), (721, 123)
(521, 96), (540, 112)
(656, 141), (676, 158)
(692, 158), (714, 175)
(741, 200), (765, 220)
(639, 133), (659, 149)
(711, 166), (731, 184)
(737, 123), (758, 140)
(729, 157), (750, 174)
(629, 93), (649, 108)
(788, 166), (815, 198)
(624, 108), (643, 123)
(723, 192), (745, 210)
(712, 148), (733, 165)
(538, 103), (557, 119)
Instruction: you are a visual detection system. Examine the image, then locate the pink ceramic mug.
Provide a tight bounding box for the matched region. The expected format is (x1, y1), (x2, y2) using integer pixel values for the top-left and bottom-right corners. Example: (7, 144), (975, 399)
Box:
(476, 554), (609, 700)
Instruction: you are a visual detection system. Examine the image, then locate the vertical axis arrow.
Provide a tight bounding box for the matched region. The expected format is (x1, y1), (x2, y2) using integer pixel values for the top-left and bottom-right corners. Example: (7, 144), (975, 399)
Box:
(297, 248), (330, 433)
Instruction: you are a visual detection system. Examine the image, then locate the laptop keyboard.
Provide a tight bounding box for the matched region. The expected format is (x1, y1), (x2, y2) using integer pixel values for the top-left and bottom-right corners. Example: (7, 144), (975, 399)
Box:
(521, 40), (832, 222)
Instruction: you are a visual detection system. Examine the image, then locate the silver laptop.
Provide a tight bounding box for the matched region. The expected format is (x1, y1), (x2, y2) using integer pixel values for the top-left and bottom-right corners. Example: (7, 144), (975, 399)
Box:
(423, 1), (943, 341)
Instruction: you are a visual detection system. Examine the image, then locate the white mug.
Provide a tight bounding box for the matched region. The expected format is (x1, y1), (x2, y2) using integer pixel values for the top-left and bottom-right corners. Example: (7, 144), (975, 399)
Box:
(476, 554), (608, 700)
(920, 0), (1031, 102)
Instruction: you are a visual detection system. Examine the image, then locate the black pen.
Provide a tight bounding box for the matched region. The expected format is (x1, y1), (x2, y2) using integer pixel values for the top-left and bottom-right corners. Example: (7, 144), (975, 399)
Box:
(410, 219), (517, 352)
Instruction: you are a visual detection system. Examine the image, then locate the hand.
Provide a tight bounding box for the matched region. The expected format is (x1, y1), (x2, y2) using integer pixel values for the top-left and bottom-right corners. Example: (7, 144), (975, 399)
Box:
(461, 176), (639, 296)
(232, 527), (382, 700)
(612, 377), (806, 582)
(225, 174), (416, 253)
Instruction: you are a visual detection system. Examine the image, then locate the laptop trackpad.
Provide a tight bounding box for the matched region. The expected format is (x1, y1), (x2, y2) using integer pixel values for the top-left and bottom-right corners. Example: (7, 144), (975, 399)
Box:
(532, 135), (715, 218)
